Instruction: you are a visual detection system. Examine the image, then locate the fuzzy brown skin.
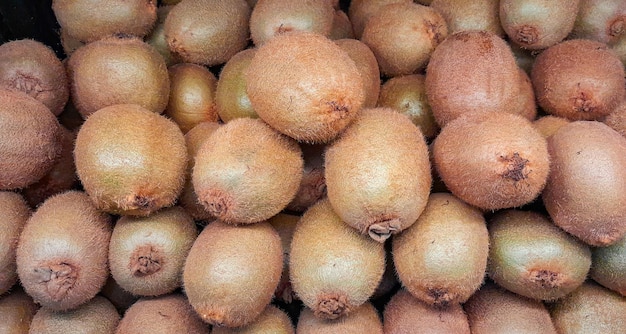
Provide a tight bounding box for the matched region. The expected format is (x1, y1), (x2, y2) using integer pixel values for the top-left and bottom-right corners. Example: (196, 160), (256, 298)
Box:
(246, 31), (365, 143)
(290, 199), (385, 320)
(549, 281), (626, 333)
(0, 39), (68, 116)
(361, 2), (447, 77)
(250, 0), (334, 46)
(215, 48), (259, 123)
(212, 305), (294, 334)
(165, 63), (219, 134)
(430, 0), (503, 36)
(533, 115), (571, 139)
(571, 0), (626, 45)
(612, 35), (626, 67)
(0, 288), (38, 333)
(465, 283), (557, 334)
(59, 29), (85, 57)
(0, 90), (62, 190)
(348, 0), (412, 39)
(52, 0), (156, 43)
(325, 108), (431, 242)
(433, 112), (550, 211)
(329, 10), (355, 40)
(371, 250), (399, 300)
(99, 276), (138, 313)
(603, 100), (626, 138)
(109, 206), (197, 297)
(286, 143), (326, 213)
(487, 210), (591, 301)
(542, 121), (626, 246)
(16, 191), (111, 311)
(145, 6), (177, 66)
(74, 104), (187, 217)
(268, 213), (299, 303)
(393, 193), (489, 307)
(335, 39), (380, 109)
(164, 0), (250, 66)
(500, 0), (580, 50)
(0, 192), (30, 296)
(510, 43), (536, 75)
(192, 118), (303, 224)
(425, 31), (521, 127)
(183, 221), (283, 328)
(297, 302), (383, 334)
(591, 234), (626, 296)
(515, 68), (538, 121)
(383, 288), (470, 334)
(67, 37), (169, 118)
(29, 296), (119, 334)
(531, 39), (625, 121)
(116, 294), (210, 334)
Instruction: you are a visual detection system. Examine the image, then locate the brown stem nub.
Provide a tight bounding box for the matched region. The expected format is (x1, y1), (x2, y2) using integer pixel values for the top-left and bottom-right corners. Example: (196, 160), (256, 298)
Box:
(368, 218), (402, 243)
(315, 293), (351, 320)
(130, 245), (163, 277)
(202, 190), (232, 220)
(573, 91), (596, 114)
(500, 152), (529, 182)
(428, 288), (453, 309)
(609, 18), (625, 38)
(529, 269), (563, 289)
(514, 25), (539, 46)
(34, 263), (77, 301)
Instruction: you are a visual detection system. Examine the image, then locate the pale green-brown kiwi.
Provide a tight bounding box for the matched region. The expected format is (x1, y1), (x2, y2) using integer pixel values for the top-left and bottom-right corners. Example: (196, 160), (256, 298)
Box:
(296, 302), (383, 333)
(348, 0), (412, 39)
(591, 235), (626, 296)
(215, 48), (259, 123)
(146, 5), (177, 66)
(430, 0), (503, 36)
(570, 0), (626, 46)
(0, 192), (30, 295)
(211, 305), (294, 334)
(0, 288), (38, 334)
(28, 296), (120, 334)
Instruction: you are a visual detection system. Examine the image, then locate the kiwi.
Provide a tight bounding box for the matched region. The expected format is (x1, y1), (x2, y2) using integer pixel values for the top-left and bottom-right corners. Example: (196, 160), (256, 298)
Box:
(146, 5), (177, 66)
(430, 0), (503, 36)
(329, 10), (355, 40)
(74, 104), (187, 216)
(268, 213), (300, 303)
(245, 31), (365, 143)
(164, 0), (251, 66)
(249, 0), (334, 46)
(0, 89), (62, 190)
(29, 296), (119, 334)
(215, 48), (258, 123)
(109, 206), (197, 297)
(16, 191), (112, 311)
(393, 193), (489, 307)
(487, 210), (592, 301)
(604, 101), (626, 138)
(285, 143), (326, 213)
(531, 39), (626, 121)
(361, 2), (447, 77)
(289, 198), (385, 319)
(325, 108), (431, 242)
(0, 192), (31, 295)
(533, 115), (572, 139)
(52, 0), (157, 43)
(612, 35), (626, 67)
(348, 0), (412, 39)
(0, 39), (69, 116)
(183, 221), (283, 327)
(376, 74), (438, 139)
(59, 29), (85, 57)
(0, 288), (38, 334)
(211, 305), (294, 334)
(67, 36), (170, 118)
(501, 0), (580, 50)
(549, 281), (626, 333)
(571, 0), (626, 45)
(510, 42), (537, 75)
(99, 276), (139, 313)
(542, 121), (626, 246)
(515, 68), (538, 121)
(465, 283), (558, 334)
(383, 288), (470, 334)
(165, 63), (219, 133)
(334, 39), (380, 109)
(591, 235), (626, 296)
(432, 112), (550, 211)
(116, 294), (210, 334)
(296, 302), (383, 334)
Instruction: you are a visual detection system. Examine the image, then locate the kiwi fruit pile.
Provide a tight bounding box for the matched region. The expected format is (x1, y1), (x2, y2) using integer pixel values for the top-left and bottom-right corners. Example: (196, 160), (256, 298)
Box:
(1, 0), (626, 332)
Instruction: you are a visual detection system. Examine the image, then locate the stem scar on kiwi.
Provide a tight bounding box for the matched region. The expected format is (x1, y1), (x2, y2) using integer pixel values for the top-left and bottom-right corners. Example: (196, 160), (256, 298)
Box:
(499, 152), (530, 182)
(316, 293), (350, 319)
(33, 262), (78, 301)
(130, 245), (163, 277)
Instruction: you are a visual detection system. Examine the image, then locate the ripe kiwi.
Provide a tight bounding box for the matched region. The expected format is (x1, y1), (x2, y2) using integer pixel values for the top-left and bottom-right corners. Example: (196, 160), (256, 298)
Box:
(0, 39), (69, 116)
(29, 296), (119, 334)
(215, 48), (258, 123)
(393, 193), (489, 307)
(500, 0), (580, 50)
(542, 121), (626, 246)
(0, 288), (38, 334)
(165, 63), (219, 133)
(146, 5), (177, 66)
(116, 294), (210, 334)
(329, 10), (355, 40)
(533, 115), (571, 139)
(334, 39), (380, 109)
(289, 198), (385, 319)
(531, 39), (626, 121)
(192, 118), (302, 224)
(515, 68), (538, 121)
(59, 29), (84, 57)
(268, 213), (300, 303)
(0, 192), (31, 295)
(296, 302), (383, 334)
(571, 0), (626, 45)
(52, 0), (157, 43)
(16, 191), (112, 311)
(164, 0), (251, 66)
(74, 104), (187, 216)
(487, 210), (592, 301)
(249, 0), (334, 46)
(383, 288), (470, 334)
(183, 221), (283, 327)
(613, 35), (626, 67)
(604, 101), (626, 138)
(361, 2), (447, 77)
(591, 235), (626, 296)
(0, 89), (62, 190)
(245, 31), (365, 143)
(464, 282), (558, 334)
(325, 108), (431, 242)
(211, 305), (294, 334)
(67, 36), (170, 118)
(100, 276), (138, 313)
(432, 112), (550, 211)
(285, 143), (326, 213)
(109, 206), (197, 297)
(348, 0), (412, 39)
(376, 74), (438, 139)
(430, 0), (503, 36)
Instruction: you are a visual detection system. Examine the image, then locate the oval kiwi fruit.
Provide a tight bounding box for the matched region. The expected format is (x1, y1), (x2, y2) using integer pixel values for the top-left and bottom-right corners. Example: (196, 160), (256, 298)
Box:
(334, 39), (380, 109)
(74, 104), (187, 216)
(430, 0), (503, 36)
(533, 115), (571, 139)
(146, 5), (177, 66)
(268, 213), (300, 303)
(325, 108), (431, 242)
(109, 206), (197, 297)
(329, 10), (355, 40)
(29, 296), (120, 334)
(612, 35), (626, 67)
(0, 39), (68, 116)
(0, 288), (38, 334)
(16, 191), (112, 311)
(0, 192), (31, 295)
(348, 0), (412, 39)
(289, 198), (385, 320)
(603, 101), (626, 138)
(99, 276), (138, 313)
(211, 305), (294, 334)
(285, 143), (326, 213)
(571, 0), (626, 45)
(542, 121), (626, 246)
(215, 48), (258, 123)
(245, 31), (365, 143)
(591, 235), (626, 296)
(296, 302), (383, 334)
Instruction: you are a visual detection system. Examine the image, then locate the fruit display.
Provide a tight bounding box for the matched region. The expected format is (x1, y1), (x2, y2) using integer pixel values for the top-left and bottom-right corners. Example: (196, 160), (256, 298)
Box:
(0, 0), (626, 332)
